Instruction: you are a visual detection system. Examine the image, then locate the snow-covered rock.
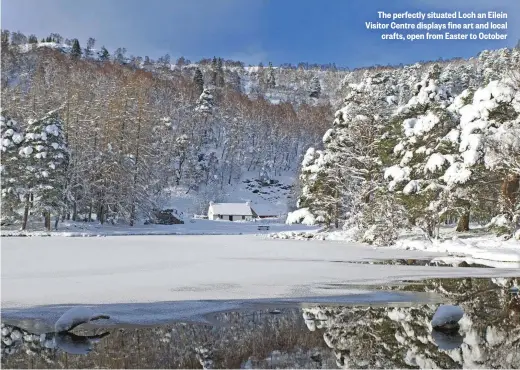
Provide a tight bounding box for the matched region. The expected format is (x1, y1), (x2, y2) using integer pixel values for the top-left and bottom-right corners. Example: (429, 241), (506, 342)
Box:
(54, 306), (109, 332)
(431, 305), (464, 330)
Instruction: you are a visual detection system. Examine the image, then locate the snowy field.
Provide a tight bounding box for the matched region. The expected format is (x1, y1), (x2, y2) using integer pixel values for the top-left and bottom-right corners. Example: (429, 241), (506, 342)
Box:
(2, 234), (519, 326)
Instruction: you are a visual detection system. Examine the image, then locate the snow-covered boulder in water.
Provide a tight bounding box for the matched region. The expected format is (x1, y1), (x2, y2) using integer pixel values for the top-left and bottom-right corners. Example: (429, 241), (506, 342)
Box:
(54, 306), (110, 332)
(431, 304), (464, 331)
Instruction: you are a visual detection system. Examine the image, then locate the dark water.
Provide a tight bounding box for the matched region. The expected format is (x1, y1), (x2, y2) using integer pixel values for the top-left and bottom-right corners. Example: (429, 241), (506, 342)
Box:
(2, 277), (519, 369)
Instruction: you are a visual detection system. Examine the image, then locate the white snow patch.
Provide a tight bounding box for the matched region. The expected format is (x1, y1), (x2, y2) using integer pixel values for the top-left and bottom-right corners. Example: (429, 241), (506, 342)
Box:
(443, 162), (472, 186)
(425, 153), (446, 173)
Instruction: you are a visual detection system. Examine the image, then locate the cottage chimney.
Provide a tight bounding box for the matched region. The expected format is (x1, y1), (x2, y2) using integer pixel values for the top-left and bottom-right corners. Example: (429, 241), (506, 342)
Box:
(245, 201), (251, 206)
(209, 201), (214, 206)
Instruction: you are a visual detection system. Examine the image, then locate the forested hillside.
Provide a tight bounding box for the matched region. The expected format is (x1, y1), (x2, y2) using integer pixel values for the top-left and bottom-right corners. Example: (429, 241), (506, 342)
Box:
(0, 30), (337, 228)
(1, 30), (519, 237)
(290, 46), (520, 243)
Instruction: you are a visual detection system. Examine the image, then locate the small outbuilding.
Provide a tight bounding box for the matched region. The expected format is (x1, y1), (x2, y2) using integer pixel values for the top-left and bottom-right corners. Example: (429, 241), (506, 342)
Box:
(207, 201), (254, 221)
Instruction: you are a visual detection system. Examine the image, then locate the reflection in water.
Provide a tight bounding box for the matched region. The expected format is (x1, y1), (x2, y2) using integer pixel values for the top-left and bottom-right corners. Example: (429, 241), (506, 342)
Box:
(2, 310), (329, 369)
(303, 277), (520, 368)
(1, 278), (519, 369)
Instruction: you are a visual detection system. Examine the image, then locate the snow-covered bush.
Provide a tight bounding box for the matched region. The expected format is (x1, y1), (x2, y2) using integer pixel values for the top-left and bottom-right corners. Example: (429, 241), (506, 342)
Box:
(285, 207), (316, 225)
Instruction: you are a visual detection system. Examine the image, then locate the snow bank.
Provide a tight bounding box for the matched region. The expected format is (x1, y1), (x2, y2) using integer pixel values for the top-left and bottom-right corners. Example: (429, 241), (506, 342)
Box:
(274, 224), (519, 268)
(285, 208), (316, 225)
(393, 231), (520, 267)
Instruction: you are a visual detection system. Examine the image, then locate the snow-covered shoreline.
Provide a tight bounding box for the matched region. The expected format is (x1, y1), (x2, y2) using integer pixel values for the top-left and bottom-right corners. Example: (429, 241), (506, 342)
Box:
(270, 225), (520, 268)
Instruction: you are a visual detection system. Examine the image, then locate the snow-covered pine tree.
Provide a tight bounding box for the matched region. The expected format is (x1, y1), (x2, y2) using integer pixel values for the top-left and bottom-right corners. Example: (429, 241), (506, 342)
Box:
(266, 62), (276, 89)
(478, 48), (519, 85)
(193, 88), (215, 177)
(193, 68), (204, 96)
(447, 77), (520, 237)
(83, 37), (95, 59)
(291, 147), (331, 225)
(18, 111), (69, 230)
(195, 88), (214, 117)
(309, 75), (321, 98)
(381, 64), (459, 238)
(1, 112), (25, 224)
(331, 70), (405, 243)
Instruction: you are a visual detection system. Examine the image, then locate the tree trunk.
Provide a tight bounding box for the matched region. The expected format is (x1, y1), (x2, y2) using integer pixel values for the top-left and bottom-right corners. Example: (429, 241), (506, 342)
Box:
(44, 212), (51, 231)
(88, 202), (93, 222)
(129, 93), (144, 227)
(129, 204), (135, 227)
(99, 204), (104, 225)
(72, 201), (77, 221)
(501, 173), (520, 216)
(22, 194), (30, 230)
(456, 210), (470, 232)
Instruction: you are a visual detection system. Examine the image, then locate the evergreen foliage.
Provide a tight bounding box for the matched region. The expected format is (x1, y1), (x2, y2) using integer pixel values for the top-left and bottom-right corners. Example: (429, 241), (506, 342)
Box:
(266, 62), (276, 88)
(1, 112), (25, 224)
(98, 46), (110, 61)
(70, 39), (81, 59)
(193, 68), (204, 95)
(291, 49), (520, 241)
(17, 111), (69, 229)
(309, 75), (321, 98)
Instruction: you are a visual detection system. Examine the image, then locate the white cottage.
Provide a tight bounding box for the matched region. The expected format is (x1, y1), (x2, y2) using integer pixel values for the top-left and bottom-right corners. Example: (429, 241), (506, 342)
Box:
(207, 202), (254, 221)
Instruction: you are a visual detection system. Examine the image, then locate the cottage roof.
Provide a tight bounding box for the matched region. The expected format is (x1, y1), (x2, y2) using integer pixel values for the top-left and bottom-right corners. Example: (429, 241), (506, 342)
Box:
(209, 203), (253, 216)
(251, 203), (278, 216)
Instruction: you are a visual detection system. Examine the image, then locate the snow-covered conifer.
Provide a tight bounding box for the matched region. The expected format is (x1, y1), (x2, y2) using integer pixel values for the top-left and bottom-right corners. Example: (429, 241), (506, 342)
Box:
(1, 112), (25, 224)
(448, 78), (520, 235)
(195, 89), (214, 116)
(309, 75), (321, 98)
(70, 39), (81, 59)
(296, 147), (331, 225)
(193, 68), (204, 95)
(382, 64), (459, 237)
(266, 62), (276, 88)
(18, 111), (69, 230)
